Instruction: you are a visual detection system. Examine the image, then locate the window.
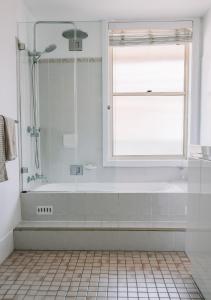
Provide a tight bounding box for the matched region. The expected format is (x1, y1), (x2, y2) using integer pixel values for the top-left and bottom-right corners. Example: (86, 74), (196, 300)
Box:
(104, 22), (192, 165)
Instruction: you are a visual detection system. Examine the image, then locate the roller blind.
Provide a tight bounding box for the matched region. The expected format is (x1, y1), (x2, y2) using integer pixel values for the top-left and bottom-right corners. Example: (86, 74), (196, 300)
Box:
(109, 23), (192, 46)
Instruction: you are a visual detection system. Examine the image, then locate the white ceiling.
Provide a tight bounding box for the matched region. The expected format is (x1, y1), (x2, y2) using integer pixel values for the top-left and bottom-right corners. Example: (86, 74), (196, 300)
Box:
(24, 0), (211, 20)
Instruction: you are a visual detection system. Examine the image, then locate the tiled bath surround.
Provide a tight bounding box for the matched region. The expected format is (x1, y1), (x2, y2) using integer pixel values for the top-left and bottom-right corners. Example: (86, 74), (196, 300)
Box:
(14, 192), (188, 251)
(14, 228), (186, 251)
(20, 192), (187, 223)
(0, 251), (204, 300)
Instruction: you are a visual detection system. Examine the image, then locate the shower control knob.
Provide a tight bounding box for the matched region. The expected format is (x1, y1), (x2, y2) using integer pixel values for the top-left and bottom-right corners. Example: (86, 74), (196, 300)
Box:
(27, 126), (32, 133)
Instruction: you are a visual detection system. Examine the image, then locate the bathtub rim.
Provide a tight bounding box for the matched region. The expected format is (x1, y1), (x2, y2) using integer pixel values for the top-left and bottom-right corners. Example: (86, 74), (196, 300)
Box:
(27, 181), (188, 194)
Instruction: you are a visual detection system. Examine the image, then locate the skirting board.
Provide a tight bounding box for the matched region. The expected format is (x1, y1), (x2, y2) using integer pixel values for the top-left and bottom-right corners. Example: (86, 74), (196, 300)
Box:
(0, 231), (14, 264)
(14, 230), (185, 251)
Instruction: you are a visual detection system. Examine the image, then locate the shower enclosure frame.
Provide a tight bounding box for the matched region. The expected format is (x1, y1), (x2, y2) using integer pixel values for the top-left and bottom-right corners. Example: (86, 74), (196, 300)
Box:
(17, 20), (81, 192)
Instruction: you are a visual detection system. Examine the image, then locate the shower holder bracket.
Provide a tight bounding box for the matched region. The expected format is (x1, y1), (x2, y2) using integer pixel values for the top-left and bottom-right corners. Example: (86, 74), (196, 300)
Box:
(17, 40), (26, 51)
(27, 126), (40, 137)
(21, 167), (29, 174)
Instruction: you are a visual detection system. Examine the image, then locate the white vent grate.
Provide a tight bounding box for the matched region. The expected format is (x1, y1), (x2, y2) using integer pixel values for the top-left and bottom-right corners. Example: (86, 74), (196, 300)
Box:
(36, 206), (53, 215)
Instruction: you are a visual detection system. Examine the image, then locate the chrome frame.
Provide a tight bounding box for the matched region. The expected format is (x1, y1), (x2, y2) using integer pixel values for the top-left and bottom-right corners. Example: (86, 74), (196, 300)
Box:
(33, 21), (76, 54)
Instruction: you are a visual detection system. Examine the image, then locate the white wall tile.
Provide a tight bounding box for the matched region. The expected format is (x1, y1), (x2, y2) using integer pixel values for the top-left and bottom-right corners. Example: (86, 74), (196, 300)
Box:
(187, 157), (211, 299)
(14, 230), (185, 251)
(21, 192), (187, 223)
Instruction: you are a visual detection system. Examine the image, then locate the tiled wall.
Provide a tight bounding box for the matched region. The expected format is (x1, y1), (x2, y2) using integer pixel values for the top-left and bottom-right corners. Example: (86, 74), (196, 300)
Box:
(19, 191), (187, 250)
(38, 58), (186, 183)
(187, 158), (211, 300)
(21, 192), (187, 223)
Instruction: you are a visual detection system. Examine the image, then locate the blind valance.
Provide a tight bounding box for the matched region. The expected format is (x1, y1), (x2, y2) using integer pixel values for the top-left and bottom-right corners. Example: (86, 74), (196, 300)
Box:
(109, 26), (192, 46)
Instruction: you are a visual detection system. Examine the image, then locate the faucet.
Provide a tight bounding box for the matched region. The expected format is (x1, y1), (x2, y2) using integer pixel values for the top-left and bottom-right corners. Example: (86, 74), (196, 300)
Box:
(70, 165), (83, 175)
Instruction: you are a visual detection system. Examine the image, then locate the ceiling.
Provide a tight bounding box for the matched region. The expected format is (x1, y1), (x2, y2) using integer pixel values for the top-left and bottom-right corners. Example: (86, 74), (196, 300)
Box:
(24, 0), (211, 20)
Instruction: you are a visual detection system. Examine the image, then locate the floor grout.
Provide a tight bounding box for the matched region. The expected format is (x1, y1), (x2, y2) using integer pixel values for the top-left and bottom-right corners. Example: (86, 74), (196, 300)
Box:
(0, 251), (204, 300)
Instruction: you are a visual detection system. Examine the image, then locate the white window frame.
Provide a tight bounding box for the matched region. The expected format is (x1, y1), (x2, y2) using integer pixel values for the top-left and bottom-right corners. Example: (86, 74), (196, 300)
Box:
(102, 20), (201, 167)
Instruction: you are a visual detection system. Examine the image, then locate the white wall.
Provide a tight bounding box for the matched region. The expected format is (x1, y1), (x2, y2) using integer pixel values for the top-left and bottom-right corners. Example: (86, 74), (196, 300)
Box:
(0, 0), (34, 263)
(200, 8), (211, 145)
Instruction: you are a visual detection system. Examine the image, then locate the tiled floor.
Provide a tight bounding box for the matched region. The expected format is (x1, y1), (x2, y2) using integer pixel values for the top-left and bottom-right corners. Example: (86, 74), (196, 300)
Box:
(0, 251), (204, 300)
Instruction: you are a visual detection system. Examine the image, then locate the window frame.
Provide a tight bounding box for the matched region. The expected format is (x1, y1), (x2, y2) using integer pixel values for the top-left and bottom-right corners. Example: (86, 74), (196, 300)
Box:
(102, 20), (201, 167)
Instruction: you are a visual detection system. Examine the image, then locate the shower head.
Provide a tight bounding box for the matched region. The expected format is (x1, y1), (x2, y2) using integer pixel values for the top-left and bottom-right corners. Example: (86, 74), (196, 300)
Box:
(62, 29), (88, 39)
(44, 44), (57, 53)
(62, 29), (88, 51)
(29, 44), (57, 63)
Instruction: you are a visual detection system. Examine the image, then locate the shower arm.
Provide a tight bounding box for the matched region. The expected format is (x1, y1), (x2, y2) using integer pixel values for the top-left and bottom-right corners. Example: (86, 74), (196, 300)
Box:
(33, 21), (76, 53)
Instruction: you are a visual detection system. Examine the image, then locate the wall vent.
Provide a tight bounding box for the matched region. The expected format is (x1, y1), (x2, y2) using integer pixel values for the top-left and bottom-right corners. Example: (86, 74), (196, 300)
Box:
(36, 206), (53, 215)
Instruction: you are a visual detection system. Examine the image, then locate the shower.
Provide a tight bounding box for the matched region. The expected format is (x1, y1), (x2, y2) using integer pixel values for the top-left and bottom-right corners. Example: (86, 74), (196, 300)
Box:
(62, 29), (88, 51)
(29, 21), (88, 169)
(30, 21), (88, 62)
(29, 44), (57, 63)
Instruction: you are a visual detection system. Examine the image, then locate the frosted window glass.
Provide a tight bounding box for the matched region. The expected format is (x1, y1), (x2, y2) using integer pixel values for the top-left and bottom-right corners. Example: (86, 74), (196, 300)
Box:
(113, 96), (184, 156)
(113, 44), (185, 93)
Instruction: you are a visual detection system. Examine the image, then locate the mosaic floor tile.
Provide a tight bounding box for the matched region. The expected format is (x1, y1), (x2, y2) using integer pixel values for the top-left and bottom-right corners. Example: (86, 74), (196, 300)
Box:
(0, 251), (204, 300)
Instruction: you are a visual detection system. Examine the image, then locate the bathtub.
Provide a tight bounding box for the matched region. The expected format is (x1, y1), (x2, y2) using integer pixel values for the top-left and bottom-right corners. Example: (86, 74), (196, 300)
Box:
(21, 181), (187, 223)
(32, 181), (187, 193)
(14, 182), (188, 251)
(17, 181), (188, 251)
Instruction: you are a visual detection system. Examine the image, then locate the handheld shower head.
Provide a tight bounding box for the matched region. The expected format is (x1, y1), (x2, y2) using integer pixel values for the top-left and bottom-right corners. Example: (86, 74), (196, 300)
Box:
(44, 44), (57, 53)
(29, 44), (57, 63)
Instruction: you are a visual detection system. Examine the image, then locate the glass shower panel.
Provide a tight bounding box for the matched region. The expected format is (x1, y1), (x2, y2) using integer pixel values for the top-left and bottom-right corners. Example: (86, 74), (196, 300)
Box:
(37, 23), (78, 186)
(37, 21), (104, 188)
(17, 22), (41, 191)
(38, 58), (76, 183)
(18, 21), (120, 192)
(17, 22), (78, 191)
(73, 22), (103, 187)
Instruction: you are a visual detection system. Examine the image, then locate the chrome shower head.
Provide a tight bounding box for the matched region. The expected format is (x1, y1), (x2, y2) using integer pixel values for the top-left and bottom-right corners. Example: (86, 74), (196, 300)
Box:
(62, 29), (88, 39)
(62, 29), (88, 51)
(44, 44), (57, 53)
(29, 44), (57, 63)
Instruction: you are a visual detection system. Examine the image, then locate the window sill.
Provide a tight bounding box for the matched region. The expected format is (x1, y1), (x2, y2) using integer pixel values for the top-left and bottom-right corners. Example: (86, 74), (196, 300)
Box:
(103, 159), (188, 168)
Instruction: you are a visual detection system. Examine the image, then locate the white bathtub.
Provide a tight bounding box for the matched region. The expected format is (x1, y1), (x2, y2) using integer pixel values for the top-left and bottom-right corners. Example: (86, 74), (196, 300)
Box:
(32, 181), (187, 193)
(19, 181), (188, 250)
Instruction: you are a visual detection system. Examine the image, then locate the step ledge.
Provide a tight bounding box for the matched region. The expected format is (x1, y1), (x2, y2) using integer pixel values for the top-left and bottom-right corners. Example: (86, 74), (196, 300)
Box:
(15, 221), (186, 232)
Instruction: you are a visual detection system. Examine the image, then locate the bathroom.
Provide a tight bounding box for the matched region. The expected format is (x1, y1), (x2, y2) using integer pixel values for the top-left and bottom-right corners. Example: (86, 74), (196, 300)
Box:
(0, 0), (211, 299)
